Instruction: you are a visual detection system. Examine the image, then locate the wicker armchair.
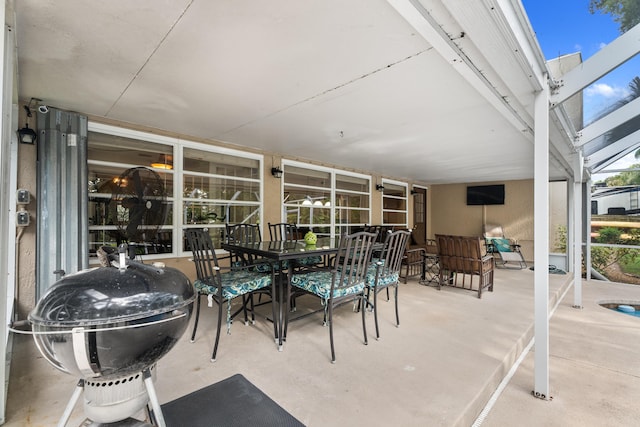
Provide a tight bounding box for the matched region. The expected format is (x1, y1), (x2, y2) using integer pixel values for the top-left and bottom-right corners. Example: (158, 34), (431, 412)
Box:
(435, 234), (494, 298)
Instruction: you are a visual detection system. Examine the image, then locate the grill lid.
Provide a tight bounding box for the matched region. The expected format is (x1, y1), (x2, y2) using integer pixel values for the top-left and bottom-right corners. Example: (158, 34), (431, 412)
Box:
(29, 260), (194, 327)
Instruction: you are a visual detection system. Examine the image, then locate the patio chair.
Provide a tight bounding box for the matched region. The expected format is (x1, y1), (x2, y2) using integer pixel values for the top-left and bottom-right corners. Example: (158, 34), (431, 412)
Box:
(364, 229), (411, 340)
(225, 223), (264, 268)
(362, 224), (392, 243)
(435, 234), (494, 298)
(226, 222), (288, 270)
(287, 231), (377, 363)
(268, 222), (324, 270)
(483, 223), (527, 269)
(186, 228), (274, 362)
(400, 228), (431, 284)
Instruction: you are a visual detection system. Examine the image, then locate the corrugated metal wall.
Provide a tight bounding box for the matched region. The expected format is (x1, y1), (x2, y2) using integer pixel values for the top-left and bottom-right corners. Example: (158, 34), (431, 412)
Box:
(36, 108), (88, 298)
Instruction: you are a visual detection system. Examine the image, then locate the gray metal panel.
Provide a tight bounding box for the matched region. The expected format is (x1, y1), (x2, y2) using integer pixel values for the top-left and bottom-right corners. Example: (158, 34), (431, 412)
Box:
(1, 17), (18, 426)
(36, 108), (88, 299)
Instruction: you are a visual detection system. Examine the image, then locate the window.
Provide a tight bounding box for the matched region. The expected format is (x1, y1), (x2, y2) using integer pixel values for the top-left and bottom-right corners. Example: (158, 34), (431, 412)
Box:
(282, 161), (370, 237)
(87, 129), (175, 259)
(87, 123), (262, 260)
(381, 180), (408, 228)
(335, 174), (370, 236)
(182, 146), (261, 249)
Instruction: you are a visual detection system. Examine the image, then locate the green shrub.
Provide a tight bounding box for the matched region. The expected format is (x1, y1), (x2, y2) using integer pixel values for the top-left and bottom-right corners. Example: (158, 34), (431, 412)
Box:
(591, 246), (613, 274)
(597, 227), (622, 244)
(554, 225), (567, 252)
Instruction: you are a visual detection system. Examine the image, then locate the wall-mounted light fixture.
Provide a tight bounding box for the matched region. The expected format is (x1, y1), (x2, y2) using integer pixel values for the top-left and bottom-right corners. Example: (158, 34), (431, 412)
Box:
(18, 98), (42, 145)
(17, 124), (37, 144)
(376, 184), (385, 192)
(410, 189), (419, 196)
(271, 167), (283, 178)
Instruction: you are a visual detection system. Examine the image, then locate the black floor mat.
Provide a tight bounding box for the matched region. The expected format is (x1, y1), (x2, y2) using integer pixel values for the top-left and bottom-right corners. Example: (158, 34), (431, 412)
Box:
(161, 374), (305, 427)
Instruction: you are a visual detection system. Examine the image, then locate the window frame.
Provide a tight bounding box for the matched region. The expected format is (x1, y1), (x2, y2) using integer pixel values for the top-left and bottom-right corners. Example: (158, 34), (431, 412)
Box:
(87, 122), (264, 261)
(281, 160), (371, 238)
(381, 178), (409, 229)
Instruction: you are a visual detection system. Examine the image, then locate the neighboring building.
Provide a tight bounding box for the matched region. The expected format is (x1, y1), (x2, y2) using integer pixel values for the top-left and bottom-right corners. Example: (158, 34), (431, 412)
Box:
(591, 185), (640, 215)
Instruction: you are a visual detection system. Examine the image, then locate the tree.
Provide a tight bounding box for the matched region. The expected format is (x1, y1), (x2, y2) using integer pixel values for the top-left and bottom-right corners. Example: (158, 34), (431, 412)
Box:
(604, 163), (640, 186)
(590, 0), (640, 33)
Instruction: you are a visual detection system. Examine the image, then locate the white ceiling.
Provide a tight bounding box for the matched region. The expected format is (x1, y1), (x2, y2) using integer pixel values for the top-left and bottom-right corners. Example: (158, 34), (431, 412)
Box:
(13, 0), (576, 184)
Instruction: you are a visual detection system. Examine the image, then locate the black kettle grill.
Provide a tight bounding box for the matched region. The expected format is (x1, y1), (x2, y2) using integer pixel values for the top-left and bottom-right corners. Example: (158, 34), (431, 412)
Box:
(29, 249), (195, 426)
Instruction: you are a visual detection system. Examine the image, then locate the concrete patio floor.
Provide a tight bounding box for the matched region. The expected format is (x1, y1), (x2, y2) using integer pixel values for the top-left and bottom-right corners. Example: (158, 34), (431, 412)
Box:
(5, 267), (640, 426)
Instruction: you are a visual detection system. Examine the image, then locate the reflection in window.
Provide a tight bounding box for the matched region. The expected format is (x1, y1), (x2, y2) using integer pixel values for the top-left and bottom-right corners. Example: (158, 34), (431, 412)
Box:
(87, 124), (263, 259)
(182, 149), (262, 249)
(282, 163), (370, 237)
(88, 131), (175, 258)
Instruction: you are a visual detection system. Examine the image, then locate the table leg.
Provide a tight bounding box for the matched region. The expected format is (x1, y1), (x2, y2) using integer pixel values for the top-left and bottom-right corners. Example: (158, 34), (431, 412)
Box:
(277, 261), (285, 351)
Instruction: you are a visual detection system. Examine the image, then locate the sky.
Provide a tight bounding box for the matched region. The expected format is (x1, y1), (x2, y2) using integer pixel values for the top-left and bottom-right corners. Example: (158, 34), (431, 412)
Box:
(521, 0), (640, 176)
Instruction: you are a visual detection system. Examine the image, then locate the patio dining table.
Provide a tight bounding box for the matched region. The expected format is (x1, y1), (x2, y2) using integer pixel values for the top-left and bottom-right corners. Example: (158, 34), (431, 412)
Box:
(221, 237), (340, 350)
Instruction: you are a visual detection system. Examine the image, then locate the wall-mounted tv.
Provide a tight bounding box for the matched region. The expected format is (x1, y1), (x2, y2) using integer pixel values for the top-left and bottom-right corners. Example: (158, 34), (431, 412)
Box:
(466, 184), (505, 205)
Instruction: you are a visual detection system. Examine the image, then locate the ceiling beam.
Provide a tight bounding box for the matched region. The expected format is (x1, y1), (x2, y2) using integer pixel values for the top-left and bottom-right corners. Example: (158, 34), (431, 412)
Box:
(550, 23), (640, 108)
(584, 128), (640, 169)
(576, 96), (640, 147)
(386, 0), (535, 137)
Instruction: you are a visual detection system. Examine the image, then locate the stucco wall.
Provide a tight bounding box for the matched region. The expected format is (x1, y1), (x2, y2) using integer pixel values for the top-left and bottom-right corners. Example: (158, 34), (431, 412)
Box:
(549, 181), (567, 252)
(430, 179), (534, 262)
(15, 110), (38, 321)
(13, 110), (416, 317)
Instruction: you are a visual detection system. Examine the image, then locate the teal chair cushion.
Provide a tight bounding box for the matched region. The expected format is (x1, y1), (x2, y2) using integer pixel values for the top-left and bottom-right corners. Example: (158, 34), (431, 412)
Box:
(295, 256), (324, 267)
(252, 260), (289, 273)
(194, 270), (271, 300)
(291, 270), (365, 300)
(365, 263), (399, 288)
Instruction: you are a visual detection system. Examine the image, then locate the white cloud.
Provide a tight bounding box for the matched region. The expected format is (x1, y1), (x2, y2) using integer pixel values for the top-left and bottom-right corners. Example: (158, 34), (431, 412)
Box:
(599, 42), (607, 50)
(584, 83), (630, 99)
(574, 43), (582, 52)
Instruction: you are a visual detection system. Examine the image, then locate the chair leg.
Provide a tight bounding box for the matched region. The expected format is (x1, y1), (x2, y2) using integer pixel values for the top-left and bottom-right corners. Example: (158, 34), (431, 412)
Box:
(361, 294), (368, 346)
(270, 280), (278, 345)
(328, 303), (336, 363)
(394, 284), (399, 327)
(373, 288), (380, 340)
(190, 293), (202, 342)
(249, 293), (256, 325)
(284, 277), (293, 345)
(211, 298), (224, 362)
(359, 286), (371, 313)
(242, 295), (250, 325)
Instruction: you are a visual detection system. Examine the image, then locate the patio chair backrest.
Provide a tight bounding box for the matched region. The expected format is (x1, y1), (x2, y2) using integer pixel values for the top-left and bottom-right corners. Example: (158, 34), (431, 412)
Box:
(377, 230), (411, 278)
(268, 222), (298, 241)
(483, 223), (505, 239)
(185, 228), (221, 288)
(435, 234), (492, 276)
(225, 223), (262, 266)
(333, 231), (377, 291)
(226, 223), (261, 244)
(363, 224), (393, 243)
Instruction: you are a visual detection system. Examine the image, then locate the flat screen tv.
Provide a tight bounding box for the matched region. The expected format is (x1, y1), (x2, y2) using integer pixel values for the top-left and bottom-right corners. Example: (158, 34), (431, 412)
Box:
(466, 184), (505, 205)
